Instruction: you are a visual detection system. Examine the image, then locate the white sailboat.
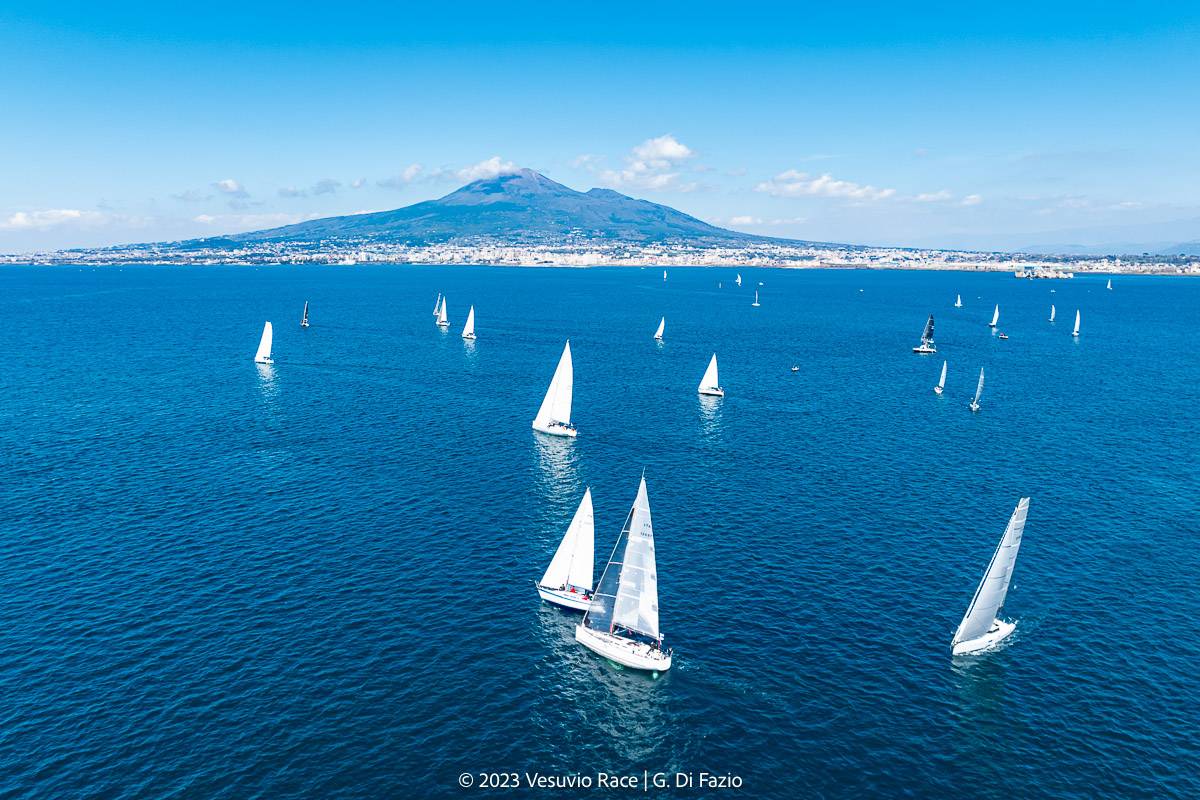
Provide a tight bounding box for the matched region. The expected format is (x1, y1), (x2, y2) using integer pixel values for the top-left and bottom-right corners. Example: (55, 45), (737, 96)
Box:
(532, 341), (577, 437)
(432, 292), (442, 316)
(989, 304), (1000, 328)
(952, 497), (1031, 656)
(300, 301), (310, 328)
(751, 290), (760, 307)
(653, 317), (665, 341)
(462, 305), (476, 340)
(1107, 278), (1112, 290)
(576, 476), (672, 672)
(735, 274), (742, 287)
(254, 321), (273, 365)
(968, 367), (984, 412)
(934, 360), (947, 395)
(913, 314), (936, 354)
(436, 296), (449, 328)
(1072, 309), (1080, 338)
(697, 353), (724, 397)
(536, 489), (595, 612)
(663, 269), (668, 282)
(1049, 304), (1056, 322)
(954, 294), (962, 308)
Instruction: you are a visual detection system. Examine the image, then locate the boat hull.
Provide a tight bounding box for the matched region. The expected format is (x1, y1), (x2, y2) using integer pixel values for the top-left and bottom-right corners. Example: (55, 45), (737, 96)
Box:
(933, 386), (944, 395)
(698, 387), (724, 397)
(575, 624), (672, 672)
(532, 421), (578, 438)
(462, 333), (476, 340)
(952, 619), (1016, 656)
(969, 402), (980, 412)
(254, 357), (273, 365)
(537, 585), (591, 612)
(913, 345), (936, 354)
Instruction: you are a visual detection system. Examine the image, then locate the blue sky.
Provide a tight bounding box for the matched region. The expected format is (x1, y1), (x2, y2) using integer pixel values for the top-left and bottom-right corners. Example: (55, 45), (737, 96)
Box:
(2, 1), (1199, 252)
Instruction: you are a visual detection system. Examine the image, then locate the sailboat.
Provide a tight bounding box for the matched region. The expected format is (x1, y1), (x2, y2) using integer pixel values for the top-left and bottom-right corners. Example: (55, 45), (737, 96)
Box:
(532, 341), (576, 437)
(697, 353), (724, 397)
(1072, 309), (1081, 338)
(300, 301), (310, 328)
(436, 296), (449, 328)
(989, 304), (1000, 328)
(576, 476), (672, 672)
(653, 317), (665, 341)
(913, 314), (936, 354)
(663, 269), (668, 282)
(432, 292), (442, 316)
(934, 360), (947, 395)
(751, 290), (760, 307)
(735, 274), (742, 287)
(954, 294), (962, 308)
(1049, 304), (1056, 323)
(951, 497), (1031, 656)
(968, 367), (984, 412)
(1107, 278), (1113, 290)
(253, 321), (274, 364)
(462, 305), (476, 340)
(535, 489), (595, 612)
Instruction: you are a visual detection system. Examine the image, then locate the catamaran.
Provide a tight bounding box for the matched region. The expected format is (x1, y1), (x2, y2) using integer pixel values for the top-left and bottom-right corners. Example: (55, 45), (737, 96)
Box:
(1049, 304), (1056, 322)
(968, 367), (984, 412)
(934, 360), (947, 395)
(913, 314), (936, 354)
(751, 290), (760, 307)
(1072, 309), (1080, 338)
(653, 317), (665, 341)
(951, 497), (1031, 656)
(532, 341), (576, 437)
(954, 294), (963, 308)
(461, 305), (476, 340)
(697, 353), (723, 397)
(300, 301), (310, 328)
(576, 476), (672, 672)
(989, 304), (1000, 328)
(535, 489), (595, 612)
(254, 321), (273, 365)
(436, 296), (449, 328)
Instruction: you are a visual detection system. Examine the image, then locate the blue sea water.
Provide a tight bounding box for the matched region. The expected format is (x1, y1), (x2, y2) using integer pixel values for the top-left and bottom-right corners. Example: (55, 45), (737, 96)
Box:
(0, 264), (1197, 799)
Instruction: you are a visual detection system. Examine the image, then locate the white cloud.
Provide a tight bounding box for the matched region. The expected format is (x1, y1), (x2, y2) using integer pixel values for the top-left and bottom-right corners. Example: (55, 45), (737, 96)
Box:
(456, 156), (519, 181)
(378, 163), (425, 189)
(192, 212), (317, 229)
(351, 177), (367, 189)
(1, 209), (107, 230)
(914, 190), (953, 203)
(961, 194), (983, 206)
(631, 134), (694, 163)
(212, 178), (249, 198)
(755, 170), (896, 201)
(729, 215), (763, 226)
(600, 134), (697, 192)
(278, 186), (306, 198)
(312, 178), (341, 195)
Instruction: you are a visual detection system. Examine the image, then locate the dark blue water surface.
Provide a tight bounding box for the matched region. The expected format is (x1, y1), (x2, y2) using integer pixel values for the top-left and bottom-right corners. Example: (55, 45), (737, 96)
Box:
(0, 265), (1197, 799)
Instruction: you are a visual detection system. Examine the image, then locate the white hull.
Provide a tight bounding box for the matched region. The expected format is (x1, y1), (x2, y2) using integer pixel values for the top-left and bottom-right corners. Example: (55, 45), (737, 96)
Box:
(934, 386), (944, 395)
(537, 585), (592, 612)
(575, 624), (672, 672)
(462, 333), (476, 340)
(969, 401), (980, 412)
(437, 322), (449, 328)
(254, 356), (273, 365)
(952, 618), (1015, 655)
(698, 387), (724, 397)
(913, 345), (936, 354)
(532, 420), (577, 438)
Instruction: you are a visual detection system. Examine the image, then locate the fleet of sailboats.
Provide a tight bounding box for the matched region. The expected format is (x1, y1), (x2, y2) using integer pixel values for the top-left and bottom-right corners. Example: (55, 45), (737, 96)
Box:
(300, 301), (310, 328)
(532, 341), (577, 437)
(697, 353), (724, 397)
(969, 368), (984, 412)
(576, 476), (672, 672)
(934, 360), (947, 395)
(254, 321), (273, 365)
(952, 498), (1031, 656)
(536, 489), (595, 612)
(913, 314), (936, 354)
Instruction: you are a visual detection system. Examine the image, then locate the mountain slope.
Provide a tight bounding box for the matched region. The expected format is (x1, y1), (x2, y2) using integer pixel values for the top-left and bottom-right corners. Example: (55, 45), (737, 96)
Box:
(225, 169), (760, 244)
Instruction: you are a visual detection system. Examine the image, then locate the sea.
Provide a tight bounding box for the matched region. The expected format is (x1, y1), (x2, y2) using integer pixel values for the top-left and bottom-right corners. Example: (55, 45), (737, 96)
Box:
(0, 264), (1197, 799)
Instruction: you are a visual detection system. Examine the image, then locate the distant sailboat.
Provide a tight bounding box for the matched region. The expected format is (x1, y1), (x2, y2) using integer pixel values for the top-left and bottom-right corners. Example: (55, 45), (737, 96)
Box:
(532, 341), (576, 437)
(934, 360), (947, 395)
(952, 497), (1031, 656)
(653, 317), (665, 341)
(436, 296), (449, 328)
(1107, 278), (1113, 290)
(1072, 309), (1080, 338)
(254, 321), (273, 365)
(751, 290), (760, 307)
(697, 353), (724, 397)
(663, 269), (668, 282)
(913, 314), (936, 354)
(1049, 304), (1056, 323)
(300, 301), (310, 328)
(536, 489), (595, 612)
(969, 367), (984, 412)
(432, 292), (442, 316)
(735, 274), (742, 287)
(462, 305), (476, 340)
(576, 476), (672, 672)
(989, 304), (1000, 328)
(954, 294), (963, 308)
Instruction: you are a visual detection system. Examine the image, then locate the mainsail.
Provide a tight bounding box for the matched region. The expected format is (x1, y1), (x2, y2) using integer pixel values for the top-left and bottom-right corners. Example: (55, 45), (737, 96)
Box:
(1072, 310), (1081, 336)
(973, 368), (985, 405)
(938, 360), (947, 390)
(533, 341), (574, 429)
(462, 305), (476, 338)
(540, 489), (595, 591)
(1050, 304), (1056, 322)
(254, 321), (273, 363)
(301, 301), (309, 326)
(953, 498), (1031, 646)
(433, 293), (441, 316)
(437, 297), (449, 326)
(990, 305), (1000, 326)
(654, 317), (665, 340)
(921, 314), (935, 345)
(699, 354), (720, 392)
(583, 477), (660, 641)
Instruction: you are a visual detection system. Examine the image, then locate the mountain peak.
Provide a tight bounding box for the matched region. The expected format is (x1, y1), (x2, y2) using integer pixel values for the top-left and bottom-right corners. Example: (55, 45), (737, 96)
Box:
(439, 168), (579, 206)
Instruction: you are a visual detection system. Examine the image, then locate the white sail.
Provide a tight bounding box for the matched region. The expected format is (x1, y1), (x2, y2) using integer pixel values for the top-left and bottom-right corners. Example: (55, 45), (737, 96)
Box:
(462, 305), (475, 338)
(533, 341), (574, 429)
(973, 367), (985, 405)
(540, 489), (595, 592)
(301, 301), (309, 326)
(938, 360), (947, 390)
(1050, 304), (1056, 322)
(953, 498), (1031, 647)
(437, 296), (449, 326)
(736, 274), (742, 286)
(698, 353), (720, 392)
(663, 270), (668, 281)
(752, 289), (760, 306)
(955, 294), (962, 307)
(1107, 279), (1112, 290)
(1072, 309), (1080, 336)
(254, 321), (273, 363)
(990, 304), (1000, 326)
(653, 317), (665, 340)
(433, 292), (441, 316)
